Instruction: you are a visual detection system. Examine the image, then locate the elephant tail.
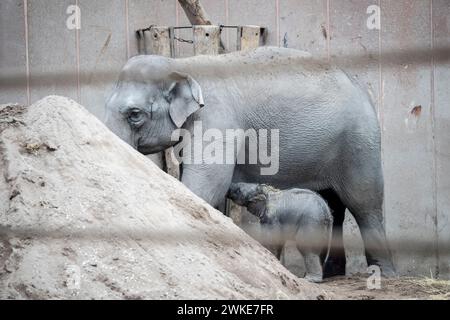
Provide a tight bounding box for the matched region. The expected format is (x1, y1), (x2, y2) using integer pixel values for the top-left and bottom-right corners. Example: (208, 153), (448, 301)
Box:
(322, 216), (334, 268)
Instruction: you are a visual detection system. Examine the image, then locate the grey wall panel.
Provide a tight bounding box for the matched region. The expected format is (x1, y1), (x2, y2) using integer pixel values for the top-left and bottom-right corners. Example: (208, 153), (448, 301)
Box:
(228, 0), (278, 46)
(433, 0), (450, 278)
(279, 0), (328, 58)
(78, 0), (127, 120)
(27, 0), (78, 103)
(381, 0), (437, 276)
(128, 0), (176, 57)
(0, 0), (27, 105)
(201, 0), (228, 25)
(330, 0), (381, 112)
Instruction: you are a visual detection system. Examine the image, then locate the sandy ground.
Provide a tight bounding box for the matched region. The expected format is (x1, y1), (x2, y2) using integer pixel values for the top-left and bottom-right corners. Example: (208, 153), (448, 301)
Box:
(322, 275), (450, 300)
(1, 96), (448, 300)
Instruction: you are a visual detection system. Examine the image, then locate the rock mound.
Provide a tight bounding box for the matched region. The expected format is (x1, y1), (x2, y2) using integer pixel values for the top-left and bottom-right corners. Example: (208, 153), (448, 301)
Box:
(0, 96), (332, 299)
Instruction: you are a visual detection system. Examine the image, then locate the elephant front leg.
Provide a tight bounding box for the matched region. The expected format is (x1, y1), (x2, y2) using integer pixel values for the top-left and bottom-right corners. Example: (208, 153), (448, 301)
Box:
(181, 163), (235, 210)
(300, 250), (324, 283)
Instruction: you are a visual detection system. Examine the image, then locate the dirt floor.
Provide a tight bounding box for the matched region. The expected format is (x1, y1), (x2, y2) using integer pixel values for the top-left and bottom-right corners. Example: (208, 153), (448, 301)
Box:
(322, 275), (450, 300)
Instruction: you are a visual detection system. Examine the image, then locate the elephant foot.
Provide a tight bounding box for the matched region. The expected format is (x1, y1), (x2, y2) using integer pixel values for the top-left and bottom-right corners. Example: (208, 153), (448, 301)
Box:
(323, 257), (346, 278)
(381, 268), (396, 278)
(373, 262), (396, 278)
(305, 274), (323, 283)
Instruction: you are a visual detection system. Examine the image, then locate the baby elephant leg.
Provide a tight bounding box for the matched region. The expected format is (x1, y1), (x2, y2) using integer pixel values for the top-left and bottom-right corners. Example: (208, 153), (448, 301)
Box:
(296, 223), (328, 283)
(301, 250), (323, 283)
(259, 223), (284, 260)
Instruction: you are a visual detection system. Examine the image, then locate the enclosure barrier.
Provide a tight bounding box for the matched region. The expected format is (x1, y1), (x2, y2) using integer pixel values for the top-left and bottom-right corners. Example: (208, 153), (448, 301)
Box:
(136, 25), (266, 57)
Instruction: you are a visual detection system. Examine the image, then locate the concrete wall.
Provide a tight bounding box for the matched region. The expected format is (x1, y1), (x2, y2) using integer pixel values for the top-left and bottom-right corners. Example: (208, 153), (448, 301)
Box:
(0, 0), (449, 278)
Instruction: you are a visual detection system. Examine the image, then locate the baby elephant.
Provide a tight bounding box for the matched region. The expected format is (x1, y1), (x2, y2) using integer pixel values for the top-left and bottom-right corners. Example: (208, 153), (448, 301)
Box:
(227, 182), (333, 283)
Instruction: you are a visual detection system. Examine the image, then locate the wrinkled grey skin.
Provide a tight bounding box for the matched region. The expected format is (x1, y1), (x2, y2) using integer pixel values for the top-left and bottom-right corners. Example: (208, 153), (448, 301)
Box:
(227, 183), (333, 283)
(104, 47), (395, 277)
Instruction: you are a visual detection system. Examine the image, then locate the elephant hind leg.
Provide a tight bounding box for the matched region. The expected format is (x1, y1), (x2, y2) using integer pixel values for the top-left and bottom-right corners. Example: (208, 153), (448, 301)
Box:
(295, 228), (325, 283)
(339, 167), (396, 277)
(349, 205), (395, 277)
(302, 251), (324, 283)
(319, 189), (347, 278)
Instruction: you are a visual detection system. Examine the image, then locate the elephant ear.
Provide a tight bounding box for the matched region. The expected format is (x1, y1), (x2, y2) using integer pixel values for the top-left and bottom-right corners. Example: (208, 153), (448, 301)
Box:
(167, 71), (204, 128)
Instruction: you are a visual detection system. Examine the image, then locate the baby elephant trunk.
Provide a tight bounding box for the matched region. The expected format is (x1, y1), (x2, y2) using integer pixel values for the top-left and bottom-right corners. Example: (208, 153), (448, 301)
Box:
(226, 182), (261, 207)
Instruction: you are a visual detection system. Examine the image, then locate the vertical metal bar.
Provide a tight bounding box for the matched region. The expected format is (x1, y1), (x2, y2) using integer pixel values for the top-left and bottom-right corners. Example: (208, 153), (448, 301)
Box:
(75, 0), (81, 103)
(430, 0), (440, 278)
(125, 0), (130, 59)
(169, 27), (176, 58)
(23, 0), (30, 106)
(236, 26), (242, 51)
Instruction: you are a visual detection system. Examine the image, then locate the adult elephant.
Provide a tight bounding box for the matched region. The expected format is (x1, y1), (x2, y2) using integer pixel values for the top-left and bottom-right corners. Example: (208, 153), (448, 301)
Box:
(104, 47), (395, 277)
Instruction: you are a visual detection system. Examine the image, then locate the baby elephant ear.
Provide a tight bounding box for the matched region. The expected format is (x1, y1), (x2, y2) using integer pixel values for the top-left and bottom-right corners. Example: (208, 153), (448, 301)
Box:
(167, 71), (205, 128)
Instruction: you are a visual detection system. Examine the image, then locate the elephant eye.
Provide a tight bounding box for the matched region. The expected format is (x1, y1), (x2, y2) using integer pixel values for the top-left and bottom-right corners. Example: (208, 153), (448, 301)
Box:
(127, 108), (144, 124)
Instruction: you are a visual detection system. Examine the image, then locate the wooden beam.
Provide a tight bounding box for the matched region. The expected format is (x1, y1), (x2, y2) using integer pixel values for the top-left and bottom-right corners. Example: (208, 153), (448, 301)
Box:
(193, 25), (220, 55)
(238, 25), (261, 51)
(178, 0), (212, 25)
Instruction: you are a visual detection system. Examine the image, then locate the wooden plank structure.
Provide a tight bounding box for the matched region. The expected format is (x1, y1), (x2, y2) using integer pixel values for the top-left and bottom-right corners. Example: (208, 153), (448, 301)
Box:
(237, 25), (262, 51)
(193, 25), (221, 55)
